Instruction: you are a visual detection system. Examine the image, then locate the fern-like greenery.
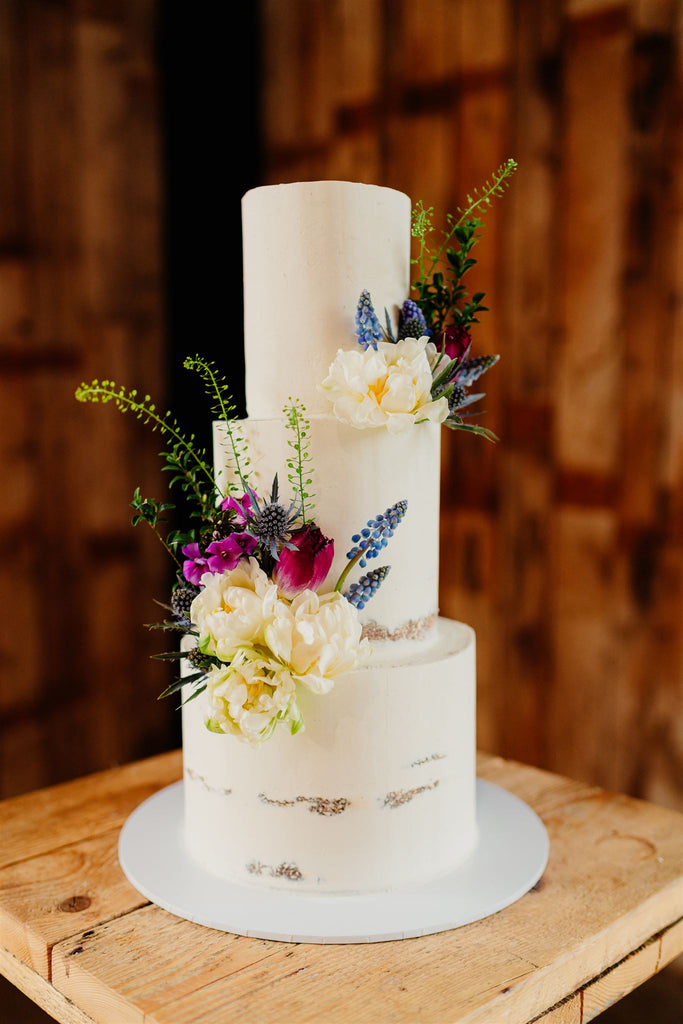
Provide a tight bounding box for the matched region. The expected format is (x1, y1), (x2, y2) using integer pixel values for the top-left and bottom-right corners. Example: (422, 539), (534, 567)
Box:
(411, 159), (517, 337)
(284, 397), (315, 523)
(183, 355), (251, 494)
(75, 380), (218, 520)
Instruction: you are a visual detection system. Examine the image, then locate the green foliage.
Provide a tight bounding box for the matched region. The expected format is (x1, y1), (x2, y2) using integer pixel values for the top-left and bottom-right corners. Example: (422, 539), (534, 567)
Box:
(284, 397), (315, 523)
(443, 419), (498, 443)
(130, 487), (174, 530)
(411, 159), (517, 338)
(183, 355), (251, 493)
(411, 200), (436, 282)
(130, 487), (181, 567)
(76, 380), (217, 521)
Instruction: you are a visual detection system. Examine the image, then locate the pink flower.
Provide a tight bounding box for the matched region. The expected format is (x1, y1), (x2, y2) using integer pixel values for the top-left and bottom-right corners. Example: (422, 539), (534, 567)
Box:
(206, 533), (258, 574)
(442, 325), (471, 365)
(182, 542), (210, 586)
(220, 491), (257, 525)
(274, 525), (334, 598)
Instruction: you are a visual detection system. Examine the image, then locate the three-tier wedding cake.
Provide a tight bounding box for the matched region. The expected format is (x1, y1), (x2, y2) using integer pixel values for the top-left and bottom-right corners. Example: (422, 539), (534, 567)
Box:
(181, 182), (478, 894)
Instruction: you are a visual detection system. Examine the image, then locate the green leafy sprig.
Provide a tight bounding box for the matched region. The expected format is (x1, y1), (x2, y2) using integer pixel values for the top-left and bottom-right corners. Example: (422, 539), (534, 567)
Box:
(75, 380), (218, 516)
(130, 487), (181, 566)
(183, 355), (251, 494)
(444, 419), (498, 442)
(284, 398), (315, 524)
(411, 159), (517, 337)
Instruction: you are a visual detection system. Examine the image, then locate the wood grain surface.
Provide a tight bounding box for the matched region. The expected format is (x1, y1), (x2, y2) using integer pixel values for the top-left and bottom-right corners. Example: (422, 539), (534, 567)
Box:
(0, 0), (172, 799)
(0, 751), (681, 1023)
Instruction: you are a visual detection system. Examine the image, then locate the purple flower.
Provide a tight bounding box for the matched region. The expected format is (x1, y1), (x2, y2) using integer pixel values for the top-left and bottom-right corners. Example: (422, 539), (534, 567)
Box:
(274, 525), (334, 597)
(441, 325), (471, 365)
(220, 491), (257, 525)
(182, 543), (210, 586)
(206, 533), (258, 574)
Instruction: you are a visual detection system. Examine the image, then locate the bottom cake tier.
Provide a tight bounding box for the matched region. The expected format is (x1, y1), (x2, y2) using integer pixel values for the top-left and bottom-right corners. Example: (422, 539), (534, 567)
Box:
(181, 618), (477, 894)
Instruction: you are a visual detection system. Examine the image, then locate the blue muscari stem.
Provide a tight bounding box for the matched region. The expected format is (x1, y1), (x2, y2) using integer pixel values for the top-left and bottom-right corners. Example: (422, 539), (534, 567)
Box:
(345, 566), (391, 610)
(355, 290), (384, 350)
(346, 499), (408, 568)
(334, 498), (408, 593)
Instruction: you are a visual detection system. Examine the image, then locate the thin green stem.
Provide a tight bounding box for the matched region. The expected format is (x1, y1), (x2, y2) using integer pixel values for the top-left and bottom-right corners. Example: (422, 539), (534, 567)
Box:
(198, 360), (247, 493)
(146, 520), (182, 569)
(77, 383), (216, 492)
(292, 409), (307, 524)
(334, 549), (365, 594)
(425, 161), (516, 281)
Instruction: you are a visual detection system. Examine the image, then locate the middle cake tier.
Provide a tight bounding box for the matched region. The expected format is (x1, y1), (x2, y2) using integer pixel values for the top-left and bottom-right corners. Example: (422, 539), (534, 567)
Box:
(214, 416), (440, 642)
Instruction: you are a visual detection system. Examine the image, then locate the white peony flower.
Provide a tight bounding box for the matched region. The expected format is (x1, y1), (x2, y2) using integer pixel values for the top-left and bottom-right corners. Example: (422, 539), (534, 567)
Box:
(191, 562), (370, 743)
(287, 590), (371, 694)
(320, 337), (449, 433)
(190, 557), (287, 661)
(204, 653), (302, 747)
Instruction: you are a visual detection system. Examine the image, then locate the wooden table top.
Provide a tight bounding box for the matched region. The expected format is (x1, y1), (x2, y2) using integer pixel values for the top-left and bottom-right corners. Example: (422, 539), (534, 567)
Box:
(0, 750), (681, 1024)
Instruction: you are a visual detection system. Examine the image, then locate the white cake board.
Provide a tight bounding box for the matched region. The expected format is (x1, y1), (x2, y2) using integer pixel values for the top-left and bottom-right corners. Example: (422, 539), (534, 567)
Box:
(118, 779), (548, 944)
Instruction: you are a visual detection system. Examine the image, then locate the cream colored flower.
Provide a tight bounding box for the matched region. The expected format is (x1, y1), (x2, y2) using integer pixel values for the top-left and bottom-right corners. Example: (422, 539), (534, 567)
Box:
(190, 557), (285, 661)
(204, 653), (302, 747)
(192, 561), (370, 742)
(287, 590), (371, 693)
(320, 337), (448, 433)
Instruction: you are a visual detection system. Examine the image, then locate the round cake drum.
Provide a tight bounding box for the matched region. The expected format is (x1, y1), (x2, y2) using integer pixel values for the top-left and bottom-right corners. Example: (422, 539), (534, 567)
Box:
(118, 779), (549, 944)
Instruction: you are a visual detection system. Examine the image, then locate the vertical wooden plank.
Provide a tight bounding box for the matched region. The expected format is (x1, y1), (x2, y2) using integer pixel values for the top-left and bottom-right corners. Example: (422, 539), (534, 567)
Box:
(261, 0), (335, 181)
(325, 0), (383, 183)
(548, 2), (631, 786)
(497, 0), (562, 766)
(0, 1), (169, 796)
(72, 3), (170, 772)
(439, 0), (512, 753)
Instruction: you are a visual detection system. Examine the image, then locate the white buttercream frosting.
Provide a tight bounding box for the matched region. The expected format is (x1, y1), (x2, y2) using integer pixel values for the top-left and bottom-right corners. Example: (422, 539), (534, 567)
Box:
(180, 180), (479, 896)
(242, 181), (411, 419)
(214, 415), (441, 643)
(182, 620), (477, 894)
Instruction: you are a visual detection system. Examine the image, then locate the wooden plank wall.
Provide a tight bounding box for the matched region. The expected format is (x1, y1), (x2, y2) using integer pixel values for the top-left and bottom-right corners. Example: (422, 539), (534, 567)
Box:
(259, 0), (683, 811)
(0, 0), (171, 797)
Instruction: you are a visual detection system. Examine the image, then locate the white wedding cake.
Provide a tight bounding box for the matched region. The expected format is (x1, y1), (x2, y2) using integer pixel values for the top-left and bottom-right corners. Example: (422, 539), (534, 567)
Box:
(182, 182), (477, 894)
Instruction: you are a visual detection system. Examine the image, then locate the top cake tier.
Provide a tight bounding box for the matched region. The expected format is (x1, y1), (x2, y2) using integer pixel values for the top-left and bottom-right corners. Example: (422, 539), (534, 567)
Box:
(243, 180), (411, 418)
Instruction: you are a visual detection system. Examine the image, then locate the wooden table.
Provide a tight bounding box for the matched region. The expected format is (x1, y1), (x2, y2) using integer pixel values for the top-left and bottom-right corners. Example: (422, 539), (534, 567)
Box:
(0, 751), (681, 1024)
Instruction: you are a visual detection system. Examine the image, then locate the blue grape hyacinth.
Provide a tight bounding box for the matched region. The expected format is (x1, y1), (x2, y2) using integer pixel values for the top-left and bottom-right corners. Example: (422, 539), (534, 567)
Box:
(346, 499), (408, 569)
(345, 566), (391, 610)
(354, 290), (384, 350)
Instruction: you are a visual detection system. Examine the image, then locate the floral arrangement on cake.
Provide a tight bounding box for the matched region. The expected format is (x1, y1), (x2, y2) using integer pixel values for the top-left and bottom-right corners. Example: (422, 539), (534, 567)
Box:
(75, 359), (408, 746)
(321, 159), (517, 439)
(74, 168), (513, 747)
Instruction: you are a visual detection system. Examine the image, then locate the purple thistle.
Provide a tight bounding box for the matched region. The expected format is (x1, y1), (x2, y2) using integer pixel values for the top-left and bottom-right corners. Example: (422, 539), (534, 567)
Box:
(448, 384), (467, 413)
(354, 290), (384, 350)
(345, 566), (391, 610)
(346, 499), (408, 569)
(398, 299), (430, 340)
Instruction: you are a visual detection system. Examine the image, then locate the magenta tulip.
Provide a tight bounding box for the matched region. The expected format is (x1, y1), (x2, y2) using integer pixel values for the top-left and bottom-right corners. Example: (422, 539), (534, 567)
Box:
(441, 325), (471, 365)
(274, 525), (334, 597)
